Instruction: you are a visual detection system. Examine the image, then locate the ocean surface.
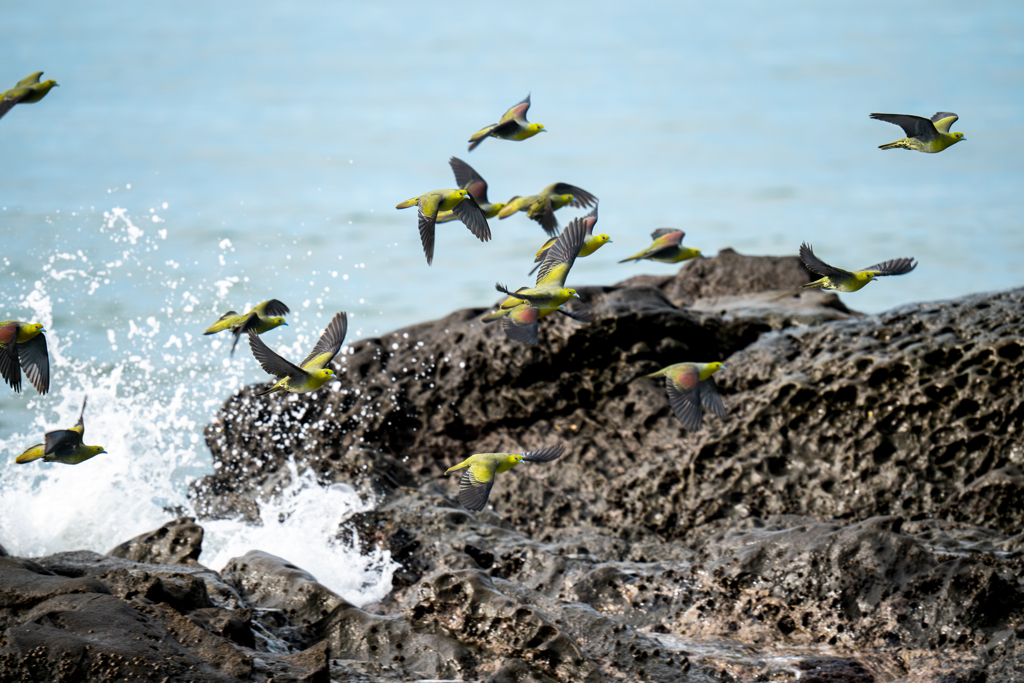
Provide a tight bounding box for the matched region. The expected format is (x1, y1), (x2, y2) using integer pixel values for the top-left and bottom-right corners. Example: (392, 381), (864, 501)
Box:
(1, 0), (1022, 601)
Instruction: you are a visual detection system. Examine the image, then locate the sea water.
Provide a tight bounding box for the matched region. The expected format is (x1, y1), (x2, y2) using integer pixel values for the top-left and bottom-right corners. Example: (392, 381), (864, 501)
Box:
(1, 0), (1022, 602)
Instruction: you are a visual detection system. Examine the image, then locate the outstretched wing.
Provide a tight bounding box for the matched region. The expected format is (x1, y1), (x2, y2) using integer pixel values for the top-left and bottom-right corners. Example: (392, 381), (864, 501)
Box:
(650, 228), (681, 241)
(930, 112), (959, 134)
(451, 196), (491, 243)
(870, 113), (938, 140)
(300, 311), (348, 369)
(535, 218), (588, 287)
(450, 157), (491, 204)
(521, 445), (564, 462)
(248, 331), (306, 380)
(799, 242), (851, 279)
(666, 378), (704, 432)
(502, 306), (539, 346)
(0, 322), (22, 392)
(699, 377), (727, 420)
(500, 94), (531, 122)
(18, 333), (49, 395)
(416, 193), (442, 265)
(558, 305), (594, 323)
(458, 463), (496, 511)
(861, 257), (917, 277)
(44, 428), (84, 459)
(254, 299), (290, 317)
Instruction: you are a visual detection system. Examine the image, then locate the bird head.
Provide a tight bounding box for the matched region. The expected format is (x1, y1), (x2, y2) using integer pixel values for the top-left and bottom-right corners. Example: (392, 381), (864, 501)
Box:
(271, 317), (287, 327)
(30, 323), (45, 334)
(43, 80), (58, 89)
(457, 190), (470, 200)
(567, 288), (580, 299)
(595, 234), (612, 245)
(953, 132), (965, 141)
(529, 123), (546, 134)
(491, 202), (507, 213)
(512, 454), (524, 464)
(88, 446), (106, 458)
(693, 249), (703, 257)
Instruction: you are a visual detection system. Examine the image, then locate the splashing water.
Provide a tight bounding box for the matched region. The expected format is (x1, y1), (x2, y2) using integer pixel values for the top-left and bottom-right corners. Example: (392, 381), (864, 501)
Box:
(0, 205), (396, 606)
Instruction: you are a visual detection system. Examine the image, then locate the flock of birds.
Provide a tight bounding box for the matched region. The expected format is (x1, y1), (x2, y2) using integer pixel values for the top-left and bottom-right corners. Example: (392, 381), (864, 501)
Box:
(2, 78), (961, 512)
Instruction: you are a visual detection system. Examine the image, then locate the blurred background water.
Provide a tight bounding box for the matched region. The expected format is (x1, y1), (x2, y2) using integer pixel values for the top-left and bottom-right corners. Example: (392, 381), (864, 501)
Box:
(1, 0), (1022, 599)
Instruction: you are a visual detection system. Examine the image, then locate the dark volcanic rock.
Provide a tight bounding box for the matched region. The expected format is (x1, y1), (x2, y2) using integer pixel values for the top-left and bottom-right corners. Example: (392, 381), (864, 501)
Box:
(107, 516), (205, 566)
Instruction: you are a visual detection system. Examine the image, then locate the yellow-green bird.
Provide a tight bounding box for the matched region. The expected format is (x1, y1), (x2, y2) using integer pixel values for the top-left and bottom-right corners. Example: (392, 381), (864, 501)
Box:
(396, 188), (490, 265)
(15, 397), (106, 465)
(204, 299), (290, 355)
(800, 242), (917, 293)
(481, 217), (592, 345)
(436, 157), (507, 224)
(870, 112), (964, 153)
(248, 311), (347, 396)
(0, 320), (49, 394)
(444, 445), (564, 511)
(0, 72), (58, 121)
(619, 229), (701, 264)
(498, 182), (598, 237)
(644, 362), (726, 432)
(529, 204), (610, 275)
(467, 94), (545, 152)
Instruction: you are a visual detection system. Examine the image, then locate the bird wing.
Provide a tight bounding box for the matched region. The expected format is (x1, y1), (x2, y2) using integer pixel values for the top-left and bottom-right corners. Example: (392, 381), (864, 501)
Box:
(300, 311), (348, 369)
(545, 183), (598, 209)
(449, 157), (490, 204)
(451, 196), (491, 243)
(665, 377), (704, 432)
(0, 321), (22, 392)
(254, 299), (290, 317)
(861, 257), (917, 277)
(535, 197), (559, 237)
(44, 428), (84, 459)
(75, 396), (88, 433)
(581, 204), (599, 234)
(558, 305), (594, 323)
(799, 243), (852, 278)
(699, 377), (727, 419)
(500, 94), (531, 123)
(231, 312), (263, 355)
(869, 113), (938, 139)
(18, 332), (49, 395)
(521, 445), (564, 462)
(16, 72), (44, 87)
(458, 462), (496, 511)
(417, 193), (442, 265)
(535, 217), (588, 287)
(248, 331), (307, 380)
(502, 306), (539, 346)
(650, 228), (682, 241)
(930, 112), (959, 134)
(0, 95), (25, 120)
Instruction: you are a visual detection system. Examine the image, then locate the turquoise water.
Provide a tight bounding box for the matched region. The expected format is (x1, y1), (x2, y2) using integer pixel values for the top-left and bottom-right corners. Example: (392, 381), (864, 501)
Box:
(1, 1), (1022, 595)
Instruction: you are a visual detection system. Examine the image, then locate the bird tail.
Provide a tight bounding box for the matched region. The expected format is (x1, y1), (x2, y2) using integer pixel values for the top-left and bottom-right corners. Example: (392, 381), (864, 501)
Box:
(395, 198), (418, 209)
(878, 140), (908, 150)
(618, 254), (642, 263)
(467, 127), (494, 151)
(15, 444), (46, 464)
(480, 309), (507, 323)
(253, 384), (279, 397)
(204, 311), (238, 335)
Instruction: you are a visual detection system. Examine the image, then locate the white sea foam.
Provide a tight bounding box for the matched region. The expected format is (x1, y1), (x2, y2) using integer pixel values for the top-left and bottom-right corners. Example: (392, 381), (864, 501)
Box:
(0, 207), (396, 606)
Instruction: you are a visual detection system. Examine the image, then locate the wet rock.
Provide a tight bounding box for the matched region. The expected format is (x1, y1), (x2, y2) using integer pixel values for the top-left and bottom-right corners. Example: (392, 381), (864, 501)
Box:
(107, 515), (205, 566)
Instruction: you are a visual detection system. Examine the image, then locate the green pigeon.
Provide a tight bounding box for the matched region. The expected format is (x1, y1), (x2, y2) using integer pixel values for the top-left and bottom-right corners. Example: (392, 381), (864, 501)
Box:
(248, 311), (347, 396)
(645, 362), (727, 432)
(468, 94), (545, 152)
(619, 229), (700, 264)
(436, 157), (507, 223)
(498, 182), (598, 236)
(0, 320), (49, 394)
(0, 72), (58, 121)
(871, 112), (964, 153)
(800, 242), (917, 292)
(529, 204), (610, 275)
(444, 445), (564, 511)
(204, 299), (290, 355)
(396, 188), (490, 265)
(15, 397), (106, 465)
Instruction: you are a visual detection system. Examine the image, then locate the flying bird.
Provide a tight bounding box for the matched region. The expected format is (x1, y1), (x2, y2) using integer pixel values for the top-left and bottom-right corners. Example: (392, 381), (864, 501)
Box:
(619, 229), (700, 264)
(800, 242), (917, 292)
(467, 94), (545, 152)
(204, 299), (290, 355)
(498, 183), (598, 237)
(396, 188), (490, 265)
(444, 445), (564, 511)
(436, 157), (507, 223)
(481, 217), (592, 345)
(248, 311), (347, 396)
(529, 205), (610, 275)
(0, 72), (58, 121)
(0, 320), (49, 394)
(870, 112), (964, 153)
(644, 362), (726, 432)
(15, 396), (106, 465)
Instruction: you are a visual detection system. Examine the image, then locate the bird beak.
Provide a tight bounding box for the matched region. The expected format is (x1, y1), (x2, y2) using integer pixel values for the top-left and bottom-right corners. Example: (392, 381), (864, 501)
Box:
(282, 321), (289, 326)
(573, 292), (580, 299)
